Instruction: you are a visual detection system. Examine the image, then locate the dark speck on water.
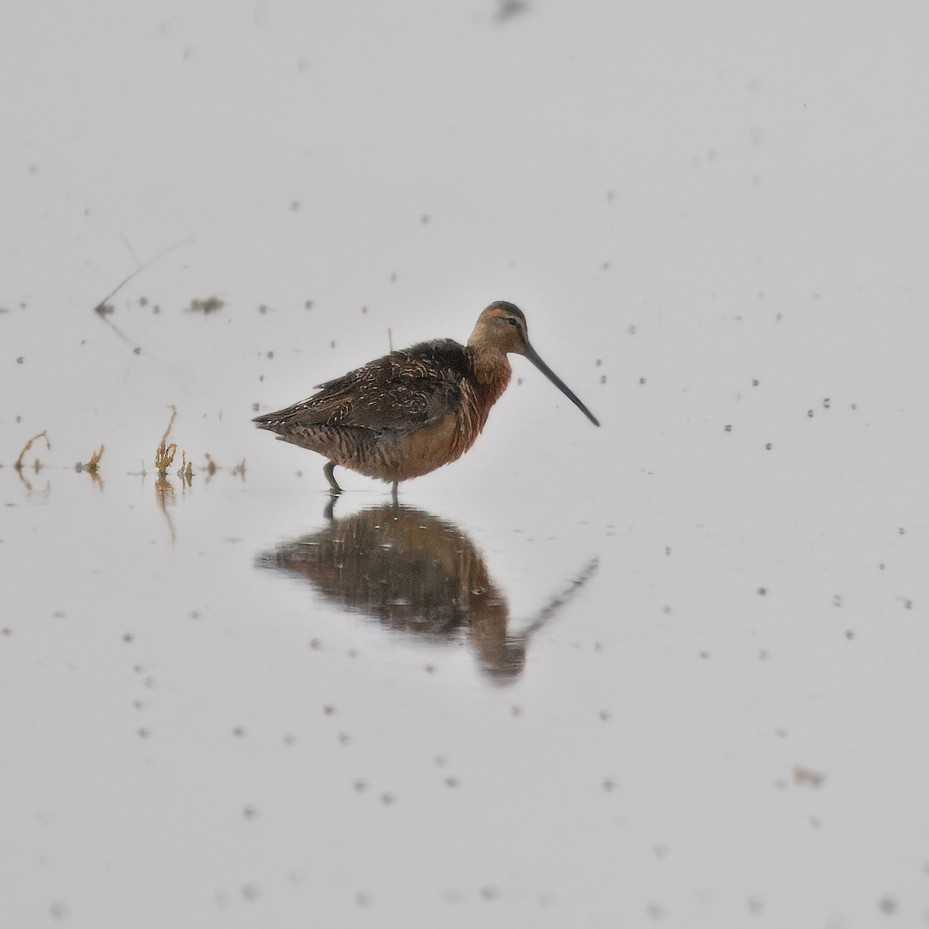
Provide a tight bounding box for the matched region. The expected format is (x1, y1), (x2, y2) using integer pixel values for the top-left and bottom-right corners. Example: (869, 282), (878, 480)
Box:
(188, 296), (224, 314)
(878, 896), (898, 915)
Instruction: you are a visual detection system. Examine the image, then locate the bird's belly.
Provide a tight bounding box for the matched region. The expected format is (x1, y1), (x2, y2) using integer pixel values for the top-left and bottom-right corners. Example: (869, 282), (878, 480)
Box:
(285, 408), (484, 484)
(388, 414), (471, 481)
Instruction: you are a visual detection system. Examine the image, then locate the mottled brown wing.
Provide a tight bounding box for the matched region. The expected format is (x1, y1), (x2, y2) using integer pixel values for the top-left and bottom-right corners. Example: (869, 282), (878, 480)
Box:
(256, 340), (467, 434)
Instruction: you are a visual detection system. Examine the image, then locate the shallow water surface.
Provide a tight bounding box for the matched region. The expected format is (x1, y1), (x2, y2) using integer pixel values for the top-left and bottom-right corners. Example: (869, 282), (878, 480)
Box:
(3, 2), (929, 927)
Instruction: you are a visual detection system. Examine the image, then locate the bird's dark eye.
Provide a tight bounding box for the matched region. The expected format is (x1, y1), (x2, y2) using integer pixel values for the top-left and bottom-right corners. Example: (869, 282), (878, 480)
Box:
(505, 317), (519, 327)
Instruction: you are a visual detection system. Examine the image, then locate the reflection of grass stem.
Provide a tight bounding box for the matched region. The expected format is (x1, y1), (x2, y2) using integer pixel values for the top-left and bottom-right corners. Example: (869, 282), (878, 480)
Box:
(14, 431), (50, 471)
(155, 478), (177, 544)
(202, 453), (246, 480)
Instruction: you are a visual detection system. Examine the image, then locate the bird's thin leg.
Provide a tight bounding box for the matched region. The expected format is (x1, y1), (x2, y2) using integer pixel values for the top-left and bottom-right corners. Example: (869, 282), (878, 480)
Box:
(391, 480), (399, 503)
(323, 461), (342, 494)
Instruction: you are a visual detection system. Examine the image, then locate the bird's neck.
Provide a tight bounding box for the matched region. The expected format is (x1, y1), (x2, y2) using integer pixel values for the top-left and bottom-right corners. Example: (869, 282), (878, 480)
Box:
(468, 344), (512, 399)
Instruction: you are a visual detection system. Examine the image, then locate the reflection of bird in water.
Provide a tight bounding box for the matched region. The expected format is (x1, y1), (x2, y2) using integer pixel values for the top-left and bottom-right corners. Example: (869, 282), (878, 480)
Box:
(253, 301), (599, 496)
(256, 504), (598, 684)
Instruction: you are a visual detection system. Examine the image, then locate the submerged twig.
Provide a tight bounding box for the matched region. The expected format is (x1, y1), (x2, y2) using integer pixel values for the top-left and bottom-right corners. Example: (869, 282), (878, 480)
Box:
(93, 238), (192, 349)
(93, 239), (192, 315)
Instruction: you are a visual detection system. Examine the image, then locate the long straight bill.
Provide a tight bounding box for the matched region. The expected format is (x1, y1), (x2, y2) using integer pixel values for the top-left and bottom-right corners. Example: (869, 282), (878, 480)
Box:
(524, 345), (600, 427)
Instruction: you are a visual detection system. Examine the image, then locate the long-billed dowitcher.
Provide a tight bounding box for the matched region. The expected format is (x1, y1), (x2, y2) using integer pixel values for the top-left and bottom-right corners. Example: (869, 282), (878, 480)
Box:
(253, 300), (599, 494)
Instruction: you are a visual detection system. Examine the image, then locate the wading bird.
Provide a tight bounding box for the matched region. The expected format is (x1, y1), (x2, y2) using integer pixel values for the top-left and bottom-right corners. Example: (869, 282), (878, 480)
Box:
(253, 300), (599, 495)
